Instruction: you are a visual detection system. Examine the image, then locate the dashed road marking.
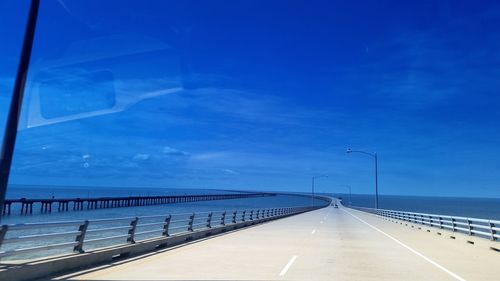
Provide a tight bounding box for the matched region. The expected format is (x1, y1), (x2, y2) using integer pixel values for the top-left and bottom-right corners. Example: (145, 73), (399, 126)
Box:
(279, 255), (297, 276)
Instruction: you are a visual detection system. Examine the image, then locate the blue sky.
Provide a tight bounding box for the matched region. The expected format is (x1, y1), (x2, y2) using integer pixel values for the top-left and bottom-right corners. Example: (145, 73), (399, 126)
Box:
(1, 0), (500, 197)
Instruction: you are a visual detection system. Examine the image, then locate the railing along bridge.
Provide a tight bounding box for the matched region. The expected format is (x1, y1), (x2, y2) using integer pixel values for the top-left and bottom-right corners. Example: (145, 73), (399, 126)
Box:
(351, 206), (500, 241)
(0, 204), (328, 261)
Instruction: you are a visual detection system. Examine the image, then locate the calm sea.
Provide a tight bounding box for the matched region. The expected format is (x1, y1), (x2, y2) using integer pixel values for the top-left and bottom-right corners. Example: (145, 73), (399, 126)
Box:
(4, 187), (500, 223)
(338, 193), (500, 220)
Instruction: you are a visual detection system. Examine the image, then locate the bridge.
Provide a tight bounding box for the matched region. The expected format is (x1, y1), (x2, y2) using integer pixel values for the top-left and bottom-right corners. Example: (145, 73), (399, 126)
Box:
(1, 192), (275, 215)
(1, 197), (499, 281)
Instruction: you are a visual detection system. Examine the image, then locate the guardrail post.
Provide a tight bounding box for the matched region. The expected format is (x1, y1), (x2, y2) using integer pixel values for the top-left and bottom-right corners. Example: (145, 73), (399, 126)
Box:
(0, 225), (8, 249)
(127, 217), (139, 243)
(221, 211), (226, 226)
(467, 219), (472, 235)
(266, 209), (270, 218)
(242, 210), (246, 221)
(451, 217), (456, 232)
(207, 212), (213, 228)
(489, 221), (497, 241)
(162, 215), (171, 236)
(256, 210), (260, 219)
(232, 211), (237, 223)
(188, 213), (195, 231)
(429, 215), (433, 226)
(249, 210), (254, 220)
(73, 220), (89, 253)
(438, 217), (443, 229)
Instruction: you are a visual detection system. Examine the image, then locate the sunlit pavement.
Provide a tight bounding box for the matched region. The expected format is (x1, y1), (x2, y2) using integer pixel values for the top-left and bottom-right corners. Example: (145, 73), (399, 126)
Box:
(45, 205), (500, 281)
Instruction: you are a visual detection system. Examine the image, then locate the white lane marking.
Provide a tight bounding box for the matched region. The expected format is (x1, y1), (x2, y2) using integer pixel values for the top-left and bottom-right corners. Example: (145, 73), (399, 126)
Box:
(311, 229), (316, 235)
(342, 209), (467, 281)
(279, 255), (297, 276)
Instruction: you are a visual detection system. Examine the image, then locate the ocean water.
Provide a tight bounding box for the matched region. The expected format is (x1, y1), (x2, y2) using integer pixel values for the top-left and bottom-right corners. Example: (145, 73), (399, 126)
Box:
(338, 193), (500, 221)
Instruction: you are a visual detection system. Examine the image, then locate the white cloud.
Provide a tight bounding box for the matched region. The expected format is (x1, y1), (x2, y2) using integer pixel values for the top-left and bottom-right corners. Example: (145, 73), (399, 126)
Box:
(190, 152), (229, 161)
(222, 169), (239, 175)
(133, 153), (150, 161)
(162, 146), (189, 156)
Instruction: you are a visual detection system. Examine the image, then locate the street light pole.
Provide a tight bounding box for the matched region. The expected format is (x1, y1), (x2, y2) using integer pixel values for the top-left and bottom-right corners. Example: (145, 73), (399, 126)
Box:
(312, 176), (315, 207)
(374, 153), (378, 209)
(338, 184), (352, 206)
(348, 185), (352, 206)
(346, 148), (379, 209)
(311, 175), (328, 207)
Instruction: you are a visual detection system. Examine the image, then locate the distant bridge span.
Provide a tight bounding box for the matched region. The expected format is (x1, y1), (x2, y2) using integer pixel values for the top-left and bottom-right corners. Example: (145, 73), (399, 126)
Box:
(2, 192), (276, 215)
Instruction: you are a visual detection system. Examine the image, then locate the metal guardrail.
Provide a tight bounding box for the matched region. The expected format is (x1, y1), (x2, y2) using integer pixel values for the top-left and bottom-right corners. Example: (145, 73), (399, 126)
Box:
(0, 205), (323, 260)
(351, 206), (500, 241)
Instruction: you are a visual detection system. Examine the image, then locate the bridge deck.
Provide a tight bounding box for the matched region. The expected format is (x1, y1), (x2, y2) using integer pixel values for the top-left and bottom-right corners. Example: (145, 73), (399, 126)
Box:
(46, 205), (500, 281)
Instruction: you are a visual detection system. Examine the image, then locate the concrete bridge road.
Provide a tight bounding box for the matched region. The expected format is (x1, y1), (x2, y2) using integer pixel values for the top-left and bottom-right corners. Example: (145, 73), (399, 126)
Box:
(46, 206), (500, 281)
